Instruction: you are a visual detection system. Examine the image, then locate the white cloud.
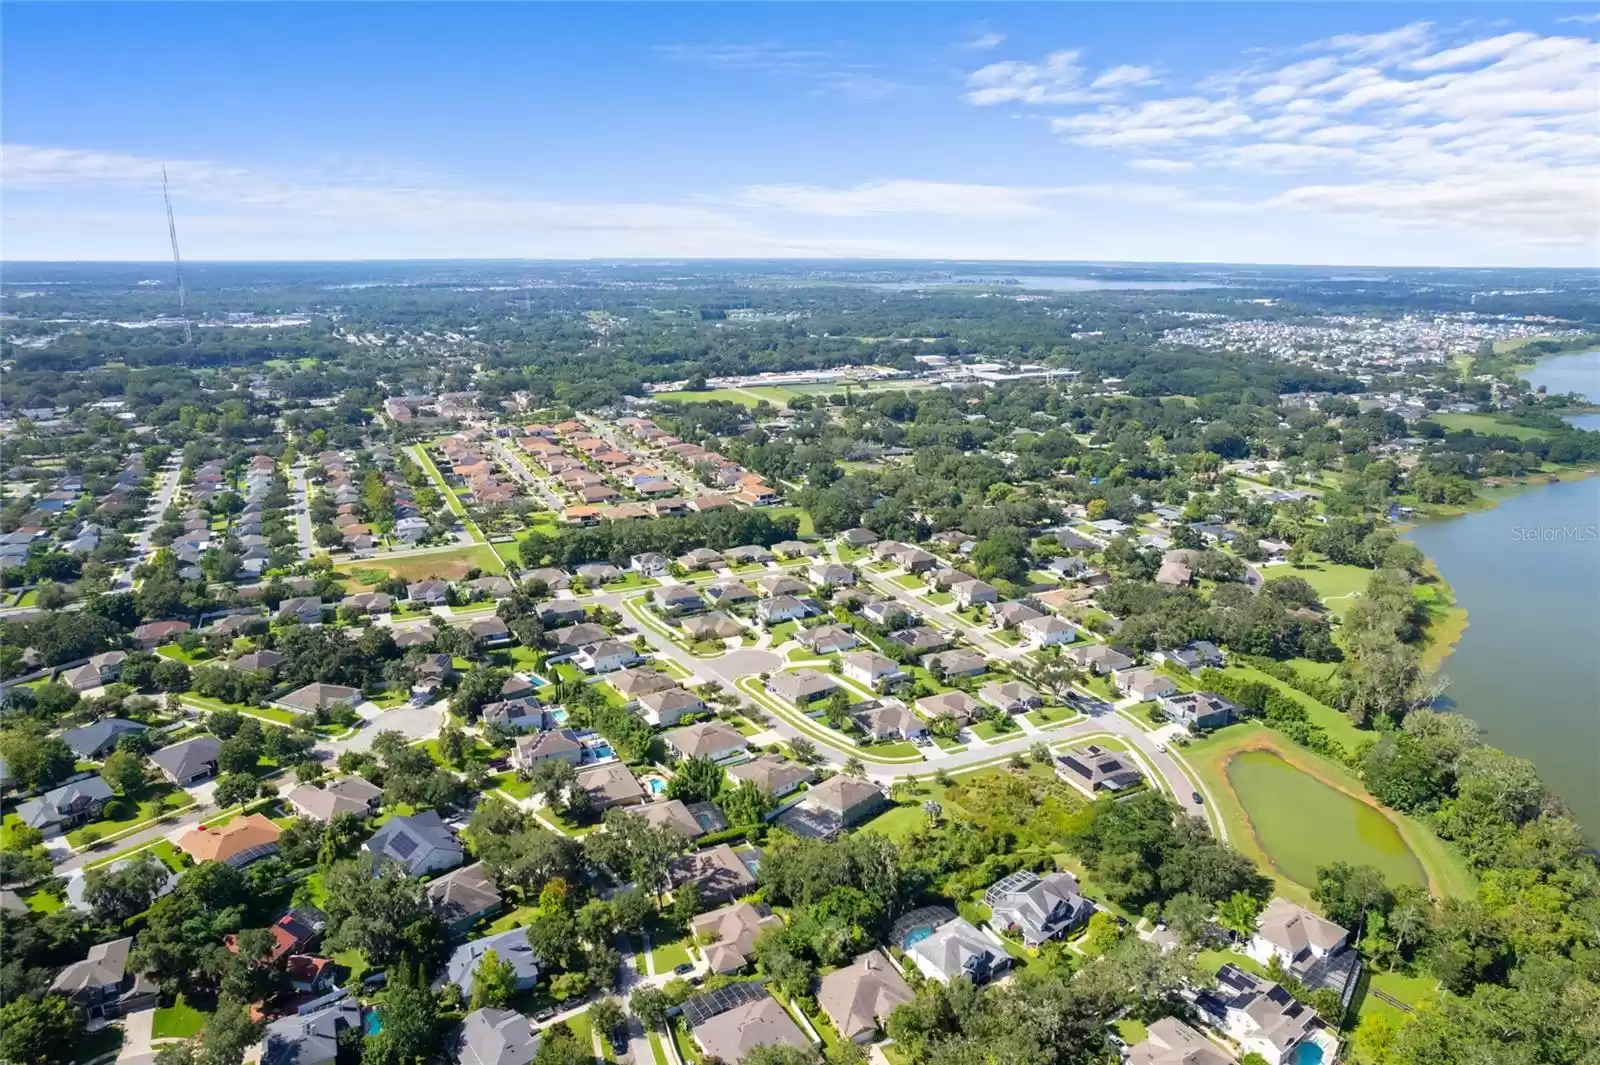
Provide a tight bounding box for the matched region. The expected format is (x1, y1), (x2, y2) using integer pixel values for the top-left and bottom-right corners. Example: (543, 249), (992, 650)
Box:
(737, 180), (1055, 217)
(1128, 158), (1194, 172)
(983, 23), (1600, 251)
(965, 50), (1091, 105)
(1558, 13), (1600, 23)
(964, 32), (1006, 51)
(1091, 64), (1157, 89)
(656, 41), (903, 97)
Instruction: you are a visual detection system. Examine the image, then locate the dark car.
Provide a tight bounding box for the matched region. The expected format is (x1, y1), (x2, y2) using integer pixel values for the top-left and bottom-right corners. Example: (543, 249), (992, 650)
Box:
(609, 1026), (629, 1056)
(1192, 791), (1204, 804)
(672, 963), (694, 975)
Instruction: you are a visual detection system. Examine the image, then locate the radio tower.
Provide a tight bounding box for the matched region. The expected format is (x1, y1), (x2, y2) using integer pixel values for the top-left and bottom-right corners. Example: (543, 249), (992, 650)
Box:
(162, 165), (192, 343)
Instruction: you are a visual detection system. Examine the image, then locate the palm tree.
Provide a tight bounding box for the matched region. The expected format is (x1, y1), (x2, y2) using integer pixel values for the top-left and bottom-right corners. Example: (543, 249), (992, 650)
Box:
(843, 756), (866, 778)
(1217, 891), (1263, 941)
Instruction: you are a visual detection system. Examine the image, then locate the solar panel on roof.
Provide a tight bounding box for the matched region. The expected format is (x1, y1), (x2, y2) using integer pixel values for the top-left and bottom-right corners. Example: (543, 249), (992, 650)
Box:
(388, 832), (419, 859)
(680, 979), (769, 1027)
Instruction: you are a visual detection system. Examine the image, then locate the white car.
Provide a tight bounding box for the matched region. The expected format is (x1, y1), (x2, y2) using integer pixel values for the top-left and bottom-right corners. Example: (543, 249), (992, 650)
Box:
(1154, 742), (1167, 753)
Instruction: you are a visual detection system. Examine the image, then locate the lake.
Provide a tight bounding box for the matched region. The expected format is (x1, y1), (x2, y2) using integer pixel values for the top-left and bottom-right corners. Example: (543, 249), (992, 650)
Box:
(1226, 750), (1425, 889)
(1522, 347), (1600, 428)
(1407, 470), (1600, 836)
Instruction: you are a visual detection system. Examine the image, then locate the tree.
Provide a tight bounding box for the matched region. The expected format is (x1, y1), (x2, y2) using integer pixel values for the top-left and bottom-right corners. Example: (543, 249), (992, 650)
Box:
(527, 757), (578, 806)
(824, 688), (852, 729)
(322, 854), (442, 970)
(100, 748), (149, 797)
(368, 964), (440, 1065)
(666, 755), (725, 803)
(1312, 862), (1394, 930)
(0, 730), (75, 793)
(719, 780), (774, 827)
(583, 809), (683, 892)
(630, 984), (670, 1029)
(671, 881), (702, 926)
(788, 737), (820, 766)
(470, 948), (518, 1009)
(1163, 891), (1211, 946)
(212, 773), (262, 810)
(84, 855), (170, 926)
(843, 756), (866, 778)
(0, 994), (84, 1065)
(589, 996), (625, 1041)
(1217, 890), (1264, 939)
(155, 995), (262, 1065)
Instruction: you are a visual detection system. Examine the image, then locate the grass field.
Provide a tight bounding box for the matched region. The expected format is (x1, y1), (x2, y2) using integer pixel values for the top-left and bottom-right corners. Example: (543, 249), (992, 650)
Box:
(152, 995), (208, 1039)
(648, 924), (692, 971)
(345, 543), (505, 582)
(651, 388), (763, 407)
(1182, 723), (1475, 905)
(1219, 665), (1366, 753)
(1271, 557), (1372, 615)
(1428, 412), (1552, 439)
(1227, 749), (1426, 889)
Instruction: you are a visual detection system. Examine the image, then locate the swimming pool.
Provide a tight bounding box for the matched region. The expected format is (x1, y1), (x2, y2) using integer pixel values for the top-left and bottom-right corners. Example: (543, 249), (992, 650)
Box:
(363, 1010), (383, 1036)
(548, 707), (568, 724)
(589, 742), (615, 760)
(901, 927), (934, 947)
(646, 776), (668, 795)
(527, 674), (549, 688)
(1293, 1040), (1326, 1065)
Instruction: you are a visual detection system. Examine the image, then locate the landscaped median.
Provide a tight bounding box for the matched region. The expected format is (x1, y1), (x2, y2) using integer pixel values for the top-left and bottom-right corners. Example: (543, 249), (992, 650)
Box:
(407, 443), (486, 544)
(732, 675), (925, 764)
(620, 594), (726, 659)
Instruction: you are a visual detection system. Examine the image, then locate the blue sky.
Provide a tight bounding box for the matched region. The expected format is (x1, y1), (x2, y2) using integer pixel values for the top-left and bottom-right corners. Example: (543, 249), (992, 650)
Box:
(3, 3), (1596, 265)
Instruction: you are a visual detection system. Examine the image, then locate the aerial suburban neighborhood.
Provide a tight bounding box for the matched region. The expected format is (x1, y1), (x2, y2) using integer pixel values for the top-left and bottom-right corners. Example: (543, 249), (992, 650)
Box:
(2, 8), (1598, 1065)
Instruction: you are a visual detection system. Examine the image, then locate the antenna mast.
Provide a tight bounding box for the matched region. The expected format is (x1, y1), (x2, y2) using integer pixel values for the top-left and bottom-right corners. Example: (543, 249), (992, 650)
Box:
(162, 165), (192, 343)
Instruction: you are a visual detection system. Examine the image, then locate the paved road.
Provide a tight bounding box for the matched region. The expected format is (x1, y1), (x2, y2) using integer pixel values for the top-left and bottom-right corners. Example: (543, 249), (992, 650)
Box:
(52, 805), (210, 875)
(486, 440), (565, 511)
(289, 462), (315, 559)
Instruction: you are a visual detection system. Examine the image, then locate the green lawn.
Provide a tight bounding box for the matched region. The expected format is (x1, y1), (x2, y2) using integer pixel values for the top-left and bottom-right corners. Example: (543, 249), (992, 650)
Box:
(892, 573), (924, 590)
(1196, 948), (1269, 978)
(1218, 665), (1366, 753)
(1271, 558), (1372, 615)
(649, 926), (693, 972)
(182, 693), (298, 725)
(971, 720), (1022, 742)
(652, 388), (762, 407)
(66, 787), (195, 846)
(1113, 1018), (1148, 1045)
(858, 803), (931, 842)
(764, 504), (815, 538)
(156, 644), (216, 666)
(152, 995), (208, 1039)
(1428, 412), (1552, 440)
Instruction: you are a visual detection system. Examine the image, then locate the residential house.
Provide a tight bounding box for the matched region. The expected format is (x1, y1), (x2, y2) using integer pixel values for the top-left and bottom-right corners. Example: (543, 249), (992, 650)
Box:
(668, 843), (757, 903)
(16, 777), (115, 837)
(922, 648), (987, 677)
(840, 651), (906, 691)
(726, 545), (774, 565)
(635, 687), (703, 728)
(772, 540), (817, 559)
(607, 666), (677, 701)
(839, 528), (879, 547)
(893, 547), (938, 574)
(1055, 744), (1144, 796)
(756, 595), (815, 624)
(1019, 615), (1076, 647)
(277, 681), (363, 714)
(457, 1008), (539, 1065)
(512, 729), (585, 770)
(755, 573), (810, 598)
(286, 776), (382, 822)
(285, 955), (337, 995)
(860, 599), (910, 628)
(725, 756), (814, 798)
(480, 698), (548, 732)
(547, 622), (608, 651)
(631, 799), (710, 841)
(906, 917), (1011, 986)
(150, 736), (223, 786)
(49, 937), (158, 1021)
(681, 611), (744, 642)
(916, 691), (983, 727)
(887, 626), (949, 655)
(689, 990), (810, 1064)
(853, 701), (929, 742)
(278, 596), (325, 624)
(704, 581), (757, 608)
(807, 561), (855, 588)
(131, 620), (190, 648)
(979, 680), (1042, 714)
(991, 601), (1043, 629)
(1161, 691), (1239, 732)
(341, 592), (394, 615)
(428, 862), (504, 935)
(59, 718), (148, 761)
(765, 668), (840, 706)
(630, 552), (670, 577)
(176, 814), (281, 868)
(575, 762), (647, 811)
(819, 950), (916, 1043)
(953, 579), (999, 608)
(576, 562), (622, 585)
(796, 623), (859, 654)
(443, 928), (541, 999)
(1246, 898), (1350, 979)
(985, 870), (1093, 947)
(690, 901), (785, 974)
(1067, 643), (1135, 675)
(1113, 668), (1179, 702)
(803, 775), (887, 827)
(572, 639), (640, 674)
(664, 721), (747, 763)
(1125, 1018), (1237, 1065)
(653, 585), (705, 615)
(408, 579), (450, 605)
(1153, 641), (1226, 673)
(465, 615), (512, 646)
(1195, 964), (1336, 1065)
(538, 600), (586, 627)
(364, 811), (464, 877)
